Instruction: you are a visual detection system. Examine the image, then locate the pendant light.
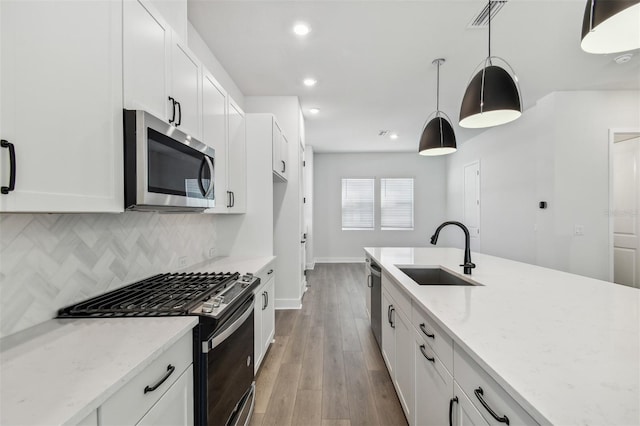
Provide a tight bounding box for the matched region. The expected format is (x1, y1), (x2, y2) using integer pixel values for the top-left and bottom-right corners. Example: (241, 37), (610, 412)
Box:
(459, 0), (522, 129)
(419, 58), (457, 156)
(581, 0), (640, 54)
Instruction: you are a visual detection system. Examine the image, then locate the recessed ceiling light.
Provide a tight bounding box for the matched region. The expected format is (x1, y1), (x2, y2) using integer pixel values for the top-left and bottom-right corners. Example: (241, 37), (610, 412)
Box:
(293, 23), (310, 36)
(309, 108), (320, 115)
(390, 133), (399, 140)
(614, 53), (633, 64)
(303, 78), (317, 87)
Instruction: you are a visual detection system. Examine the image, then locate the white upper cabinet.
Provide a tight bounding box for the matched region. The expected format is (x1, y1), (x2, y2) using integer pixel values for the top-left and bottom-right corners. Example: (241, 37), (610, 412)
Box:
(124, 0), (201, 140)
(123, 0), (170, 121)
(169, 39), (201, 139)
(201, 71), (228, 214)
(271, 119), (288, 182)
(226, 97), (246, 213)
(0, 0), (124, 212)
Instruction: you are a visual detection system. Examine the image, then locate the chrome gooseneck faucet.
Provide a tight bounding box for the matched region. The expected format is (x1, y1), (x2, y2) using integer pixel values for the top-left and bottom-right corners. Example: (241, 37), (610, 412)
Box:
(430, 221), (476, 275)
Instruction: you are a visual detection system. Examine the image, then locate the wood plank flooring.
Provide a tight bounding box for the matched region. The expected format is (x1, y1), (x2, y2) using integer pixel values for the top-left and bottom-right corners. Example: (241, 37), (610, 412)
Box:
(251, 263), (407, 426)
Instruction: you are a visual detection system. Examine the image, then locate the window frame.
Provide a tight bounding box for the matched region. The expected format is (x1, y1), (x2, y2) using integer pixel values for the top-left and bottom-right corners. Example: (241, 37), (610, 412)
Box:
(341, 178), (375, 231)
(380, 177), (415, 231)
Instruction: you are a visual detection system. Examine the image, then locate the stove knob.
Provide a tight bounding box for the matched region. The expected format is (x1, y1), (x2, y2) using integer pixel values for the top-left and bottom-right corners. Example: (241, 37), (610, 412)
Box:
(202, 302), (214, 313)
(213, 296), (224, 307)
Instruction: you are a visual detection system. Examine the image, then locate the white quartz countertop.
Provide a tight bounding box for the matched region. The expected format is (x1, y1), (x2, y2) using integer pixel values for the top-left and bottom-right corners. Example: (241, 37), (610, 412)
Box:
(187, 255), (275, 276)
(365, 247), (640, 426)
(0, 316), (197, 426)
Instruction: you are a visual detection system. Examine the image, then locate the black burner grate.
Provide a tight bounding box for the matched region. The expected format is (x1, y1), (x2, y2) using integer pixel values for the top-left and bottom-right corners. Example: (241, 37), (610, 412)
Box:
(58, 272), (239, 317)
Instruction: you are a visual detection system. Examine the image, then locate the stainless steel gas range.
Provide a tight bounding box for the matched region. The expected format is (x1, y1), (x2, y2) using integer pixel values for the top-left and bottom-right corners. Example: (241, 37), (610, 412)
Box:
(58, 271), (260, 426)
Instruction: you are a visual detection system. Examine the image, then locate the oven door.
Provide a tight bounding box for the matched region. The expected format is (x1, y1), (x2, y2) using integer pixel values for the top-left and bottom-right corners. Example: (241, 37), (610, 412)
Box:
(204, 296), (255, 426)
(124, 109), (215, 211)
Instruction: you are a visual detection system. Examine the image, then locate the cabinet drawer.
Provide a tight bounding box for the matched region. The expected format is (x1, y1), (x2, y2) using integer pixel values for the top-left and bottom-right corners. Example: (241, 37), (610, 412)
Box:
(412, 304), (453, 373)
(454, 347), (538, 426)
(255, 261), (275, 285)
(382, 271), (411, 319)
(100, 332), (193, 425)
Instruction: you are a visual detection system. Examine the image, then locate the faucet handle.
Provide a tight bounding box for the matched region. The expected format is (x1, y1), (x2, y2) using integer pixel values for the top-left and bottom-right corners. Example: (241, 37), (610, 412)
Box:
(460, 262), (476, 269)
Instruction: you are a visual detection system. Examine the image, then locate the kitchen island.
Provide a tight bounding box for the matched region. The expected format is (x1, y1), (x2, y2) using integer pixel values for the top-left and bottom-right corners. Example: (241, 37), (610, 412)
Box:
(366, 247), (639, 426)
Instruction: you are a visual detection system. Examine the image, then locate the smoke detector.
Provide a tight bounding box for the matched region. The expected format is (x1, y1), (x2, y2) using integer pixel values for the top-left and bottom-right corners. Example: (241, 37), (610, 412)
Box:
(614, 53), (633, 64)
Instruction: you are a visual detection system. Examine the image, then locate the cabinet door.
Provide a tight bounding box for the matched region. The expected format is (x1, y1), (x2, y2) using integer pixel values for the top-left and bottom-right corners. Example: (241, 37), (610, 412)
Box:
(170, 35), (201, 139)
(262, 275), (276, 354)
(381, 290), (395, 377)
(123, 0), (170, 121)
(253, 283), (264, 374)
(280, 134), (289, 180)
(271, 120), (284, 178)
(136, 365), (194, 426)
(394, 308), (414, 421)
(454, 383), (489, 426)
(365, 263), (372, 319)
(201, 71), (228, 214)
(227, 98), (246, 213)
(0, 0), (123, 212)
(415, 338), (453, 426)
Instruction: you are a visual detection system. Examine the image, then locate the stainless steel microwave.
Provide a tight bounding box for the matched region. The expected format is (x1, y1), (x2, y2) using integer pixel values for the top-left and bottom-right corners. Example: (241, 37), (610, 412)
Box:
(123, 110), (215, 212)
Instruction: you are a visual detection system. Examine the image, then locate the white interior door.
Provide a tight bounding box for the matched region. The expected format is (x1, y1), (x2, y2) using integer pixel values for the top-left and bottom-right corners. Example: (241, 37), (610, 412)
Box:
(464, 161), (481, 252)
(613, 136), (640, 288)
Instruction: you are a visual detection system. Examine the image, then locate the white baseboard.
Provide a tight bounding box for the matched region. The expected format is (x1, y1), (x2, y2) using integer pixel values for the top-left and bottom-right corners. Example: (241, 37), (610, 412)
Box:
(305, 261), (316, 270)
(275, 298), (302, 310)
(314, 257), (365, 264)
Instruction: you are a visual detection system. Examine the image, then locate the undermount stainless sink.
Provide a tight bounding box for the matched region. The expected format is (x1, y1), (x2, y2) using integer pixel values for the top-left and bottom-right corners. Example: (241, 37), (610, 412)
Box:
(397, 267), (478, 286)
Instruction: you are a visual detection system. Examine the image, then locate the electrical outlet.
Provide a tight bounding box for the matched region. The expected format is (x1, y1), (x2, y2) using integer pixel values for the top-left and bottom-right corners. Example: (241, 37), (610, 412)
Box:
(178, 256), (188, 268)
(574, 224), (585, 236)
(209, 248), (216, 258)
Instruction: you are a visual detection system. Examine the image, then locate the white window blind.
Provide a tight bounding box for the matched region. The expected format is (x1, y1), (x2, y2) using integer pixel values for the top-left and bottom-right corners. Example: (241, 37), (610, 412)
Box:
(381, 178), (414, 230)
(342, 178), (375, 230)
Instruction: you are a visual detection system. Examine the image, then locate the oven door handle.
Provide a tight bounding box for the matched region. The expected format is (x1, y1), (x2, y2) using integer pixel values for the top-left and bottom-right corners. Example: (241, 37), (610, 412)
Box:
(203, 300), (254, 353)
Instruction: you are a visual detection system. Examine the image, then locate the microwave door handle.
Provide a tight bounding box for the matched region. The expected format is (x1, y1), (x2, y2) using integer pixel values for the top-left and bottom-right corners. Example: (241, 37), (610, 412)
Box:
(197, 158), (208, 197)
(205, 156), (214, 198)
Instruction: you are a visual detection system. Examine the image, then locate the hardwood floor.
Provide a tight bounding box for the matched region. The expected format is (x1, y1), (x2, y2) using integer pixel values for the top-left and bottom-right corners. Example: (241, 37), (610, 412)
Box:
(251, 263), (407, 426)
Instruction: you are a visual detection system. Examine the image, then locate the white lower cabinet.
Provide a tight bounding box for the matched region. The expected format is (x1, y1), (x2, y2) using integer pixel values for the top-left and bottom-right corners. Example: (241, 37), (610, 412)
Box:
(381, 284), (414, 421)
(414, 335), (453, 426)
(254, 266), (276, 373)
(99, 332), (193, 425)
(379, 273), (538, 426)
(137, 365), (194, 426)
(76, 410), (98, 426)
(453, 382), (489, 426)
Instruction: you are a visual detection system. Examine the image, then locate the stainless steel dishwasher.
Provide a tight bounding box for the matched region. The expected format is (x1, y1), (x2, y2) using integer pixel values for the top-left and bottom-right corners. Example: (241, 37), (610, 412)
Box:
(368, 260), (382, 349)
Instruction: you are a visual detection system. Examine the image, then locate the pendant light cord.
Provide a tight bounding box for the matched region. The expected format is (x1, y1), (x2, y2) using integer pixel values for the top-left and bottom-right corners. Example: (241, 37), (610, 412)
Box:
(488, 0), (492, 59)
(436, 60), (440, 112)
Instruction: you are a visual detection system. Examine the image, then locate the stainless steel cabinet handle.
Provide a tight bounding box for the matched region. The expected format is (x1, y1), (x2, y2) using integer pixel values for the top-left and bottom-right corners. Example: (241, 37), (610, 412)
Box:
(267, 269), (273, 275)
(390, 307), (395, 328)
(168, 97), (176, 123)
(449, 397), (458, 426)
(419, 344), (435, 363)
(367, 275), (373, 288)
(144, 364), (175, 394)
(420, 323), (435, 339)
(262, 292), (267, 310)
(281, 160), (286, 173)
(175, 101), (182, 126)
(474, 387), (510, 425)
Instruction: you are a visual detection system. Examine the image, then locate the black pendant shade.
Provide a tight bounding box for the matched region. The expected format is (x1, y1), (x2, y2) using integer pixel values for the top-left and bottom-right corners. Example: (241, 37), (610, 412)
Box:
(419, 116), (457, 156)
(459, 64), (522, 129)
(418, 58), (457, 156)
(581, 0), (640, 53)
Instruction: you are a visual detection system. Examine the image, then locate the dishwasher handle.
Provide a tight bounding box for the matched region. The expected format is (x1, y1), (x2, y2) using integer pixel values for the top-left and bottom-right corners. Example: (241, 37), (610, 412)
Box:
(370, 263), (381, 278)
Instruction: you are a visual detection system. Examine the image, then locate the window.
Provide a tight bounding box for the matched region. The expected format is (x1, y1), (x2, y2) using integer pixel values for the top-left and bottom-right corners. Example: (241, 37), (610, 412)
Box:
(342, 178), (374, 230)
(381, 178), (414, 230)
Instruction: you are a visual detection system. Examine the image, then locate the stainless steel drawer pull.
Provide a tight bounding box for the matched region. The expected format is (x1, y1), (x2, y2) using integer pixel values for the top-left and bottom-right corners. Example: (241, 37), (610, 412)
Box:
(419, 344), (435, 363)
(267, 269), (274, 275)
(420, 323), (435, 339)
(474, 387), (510, 425)
(144, 364), (175, 394)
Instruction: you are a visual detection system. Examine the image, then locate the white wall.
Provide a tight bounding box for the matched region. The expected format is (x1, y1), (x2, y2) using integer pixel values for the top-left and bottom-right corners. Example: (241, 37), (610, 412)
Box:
(313, 153), (447, 261)
(304, 146), (314, 269)
(444, 91), (640, 281)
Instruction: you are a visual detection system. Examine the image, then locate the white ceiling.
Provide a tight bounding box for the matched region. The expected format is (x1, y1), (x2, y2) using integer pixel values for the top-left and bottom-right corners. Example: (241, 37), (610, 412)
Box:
(188, 0), (640, 153)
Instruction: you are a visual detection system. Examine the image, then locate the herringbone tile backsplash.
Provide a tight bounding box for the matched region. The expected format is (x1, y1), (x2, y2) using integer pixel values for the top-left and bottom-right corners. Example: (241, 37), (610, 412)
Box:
(0, 212), (217, 338)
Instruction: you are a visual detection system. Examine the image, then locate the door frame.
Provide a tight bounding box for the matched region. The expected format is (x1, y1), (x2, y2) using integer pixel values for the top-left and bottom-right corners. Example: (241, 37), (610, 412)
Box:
(608, 127), (640, 282)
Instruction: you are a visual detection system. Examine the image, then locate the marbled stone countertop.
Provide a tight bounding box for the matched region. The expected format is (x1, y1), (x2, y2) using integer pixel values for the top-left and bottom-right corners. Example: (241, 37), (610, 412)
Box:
(365, 247), (640, 425)
(0, 316), (197, 426)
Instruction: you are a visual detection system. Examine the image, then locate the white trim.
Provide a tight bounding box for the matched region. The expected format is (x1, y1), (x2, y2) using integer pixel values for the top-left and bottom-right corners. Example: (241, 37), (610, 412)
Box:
(608, 127), (640, 283)
(315, 257), (365, 264)
(306, 261), (316, 270)
(275, 298), (302, 310)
